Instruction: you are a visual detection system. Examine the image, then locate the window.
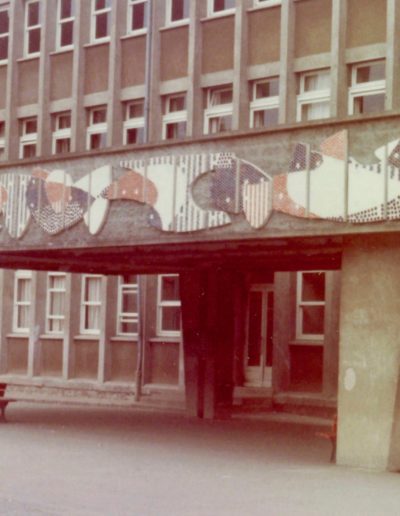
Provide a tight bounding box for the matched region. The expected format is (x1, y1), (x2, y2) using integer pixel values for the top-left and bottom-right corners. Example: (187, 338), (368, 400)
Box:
(127, 0), (148, 34)
(91, 0), (111, 42)
(250, 78), (279, 129)
(57, 0), (75, 49)
(46, 273), (66, 334)
(157, 274), (181, 337)
(117, 275), (139, 336)
(296, 70), (330, 122)
(204, 86), (233, 135)
(0, 5), (9, 62)
(19, 118), (37, 159)
(25, 0), (41, 57)
(208, 0), (235, 16)
(166, 0), (189, 25)
(86, 106), (107, 150)
(0, 121), (5, 161)
(52, 112), (71, 154)
(81, 275), (102, 334)
(254, 0), (282, 6)
(348, 60), (386, 115)
(296, 271), (325, 340)
(123, 100), (145, 145)
(162, 93), (187, 140)
(13, 270), (32, 333)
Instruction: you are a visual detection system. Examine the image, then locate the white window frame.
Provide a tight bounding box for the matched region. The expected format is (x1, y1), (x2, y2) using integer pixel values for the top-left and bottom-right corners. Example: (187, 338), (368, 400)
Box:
(80, 274), (102, 335)
(46, 272), (67, 335)
(56, 0), (75, 51)
(127, 0), (148, 36)
(0, 5), (9, 64)
(91, 0), (111, 43)
(116, 275), (139, 337)
(207, 0), (236, 17)
(19, 117), (38, 159)
(86, 106), (107, 150)
(348, 61), (386, 116)
(123, 100), (145, 145)
(162, 93), (187, 140)
(250, 78), (279, 129)
(203, 86), (233, 135)
(52, 112), (72, 155)
(296, 271), (326, 341)
(166, 0), (189, 26)
(24, 0), (41, 57)
(157, 274), (181, 338)
(13, 270), (32, 334)
(296, 69), (331, 122)
(253, 0), (282, 7)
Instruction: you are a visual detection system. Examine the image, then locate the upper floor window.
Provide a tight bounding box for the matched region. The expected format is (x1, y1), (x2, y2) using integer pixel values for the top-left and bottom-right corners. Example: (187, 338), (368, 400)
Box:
(128, 0), (148, 34)
(91, 0), (111, 42)
(81, 274), (102, 334)
(204, 86), (233, 135)
(13, 270), (32, 333)
(208, 0), (235, 16)
(52, 112), (71, 154)
(162, 93), (187, 140)
(117, 274), (139, 336)
(157, 274), (181, 337)
(19, 117), (37, 159)
(46, 273), (66, 334)
(296, 271), (325, 341)
(348, 60), (386, 115)
(166, 0), (189, 25)
(87, 106), (107, 150)
(254, 0), (282, 7)
(0, 5), (9, 62)
(25, 0), (41, 57)
(123, 100), (145, 145)
(57, 0), (75, 49)
(296, 69), (330, 122)
(250, 78), (279, 129)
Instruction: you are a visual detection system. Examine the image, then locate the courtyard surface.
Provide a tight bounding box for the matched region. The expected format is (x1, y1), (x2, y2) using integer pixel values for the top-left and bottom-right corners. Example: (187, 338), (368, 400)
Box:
(0, 403), (399, 515)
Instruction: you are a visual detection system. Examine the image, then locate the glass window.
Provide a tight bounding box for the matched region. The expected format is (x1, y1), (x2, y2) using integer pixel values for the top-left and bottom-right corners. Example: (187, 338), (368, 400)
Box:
(128, 0), (148, 33)
(124, 100), (145, 145)
(157, 275), (181, 336)
(204, 86), (233, 135)
(52, 112), (72, 155)
(19, 118), (38, 159)
(117, 274), (139, 335)
(167, 0), (189, 24)
(25, 0), (41, 56)
(91, 0), (111, 42)
(46, 273), (66, 334)
(87, 106), (107, 150)
(296, 271), (326, 340)
(250, 78), (279, 129)
(0, 6), (9, 62)
(13, 270), (32, 333)
(296, 70), (331, 122)
(163, 93), (187, 140)
(349, 60), (386, 116)
(57, 0), (75, 49)
(208, 0), (236, 16)
(81, 275), (102, 334)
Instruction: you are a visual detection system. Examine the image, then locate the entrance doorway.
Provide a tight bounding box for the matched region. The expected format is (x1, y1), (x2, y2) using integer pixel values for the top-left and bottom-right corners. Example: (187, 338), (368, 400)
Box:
(244, 284), (274, 387)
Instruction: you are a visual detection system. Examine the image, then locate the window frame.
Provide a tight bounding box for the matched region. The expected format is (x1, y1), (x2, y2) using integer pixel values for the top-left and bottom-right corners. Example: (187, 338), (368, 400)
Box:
(295, 271), (326, 341)
(207, 0), (236, 17)
(91, 0), (112, 43)
(123, 100), (145, 145)
(46, 272), (67, 335)
(80, 274), (102, 335)
(166, 0), (189, 27)
(157, 274), (181, 338)
(0, 4), (9, 64)
(162, 93), (187, 140)
(203, 86), (233, 135)
(249, 78), (280, 129)
(24, 0), (42, 58)
(296, 69), (331, 122)
(127, 0), (148, 36)
(19, 117), (38, 159)
(56, 0), (75, 51)
(116, 275), (139, 337)
(253, 0), (282, 7)
(52, 112), (72, 155)
(86, 106), (108, 150)
(348, 60), (386, 116)
(13, 270), (32, 334)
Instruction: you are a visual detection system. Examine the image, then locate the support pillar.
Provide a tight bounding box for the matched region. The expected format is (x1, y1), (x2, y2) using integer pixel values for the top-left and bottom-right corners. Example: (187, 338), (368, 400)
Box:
(337, 234), (400, 470)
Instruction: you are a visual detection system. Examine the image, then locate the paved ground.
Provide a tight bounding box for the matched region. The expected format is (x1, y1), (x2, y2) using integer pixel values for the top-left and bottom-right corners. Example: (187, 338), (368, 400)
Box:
(0, 403), (399, 516)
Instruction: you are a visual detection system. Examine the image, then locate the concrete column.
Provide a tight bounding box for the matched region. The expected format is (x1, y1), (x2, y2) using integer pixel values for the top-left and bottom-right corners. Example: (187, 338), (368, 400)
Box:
(330, 0), (348, 118)
(4, 0), (24, 160)
(0, 270), (14, 374)
(70, 1), (89, 153)
(385, 0), (400, 111)
(186, 0), (206, 138)
(98, 275), (116, 383)
(107, 1), (125, 147)
(232, 0), (251, 131)
(147, 0), (164, 142)
(278, 0), (296, 124)
(37, 0), (55, 156)
(27, 271), (46, 378)
(62, 273), (79, 380)
(323, 270), (340, 397)
(337, 235), (400, 471)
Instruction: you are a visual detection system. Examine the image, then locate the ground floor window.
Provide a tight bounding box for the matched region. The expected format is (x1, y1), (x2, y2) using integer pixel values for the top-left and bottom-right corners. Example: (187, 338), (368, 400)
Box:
(117, 274), (139, 336)
(296, 271), (325, 340)
(46, 272), (67, 334)
(13, 270), (32, 333)
(81, 274), (102, 334)
(157, 274), (181, 337)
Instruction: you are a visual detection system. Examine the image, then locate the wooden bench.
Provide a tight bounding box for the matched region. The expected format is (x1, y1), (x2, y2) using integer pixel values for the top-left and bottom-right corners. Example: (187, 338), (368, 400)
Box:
(0, 383), (17, 422)
(316, 414), (337, 463)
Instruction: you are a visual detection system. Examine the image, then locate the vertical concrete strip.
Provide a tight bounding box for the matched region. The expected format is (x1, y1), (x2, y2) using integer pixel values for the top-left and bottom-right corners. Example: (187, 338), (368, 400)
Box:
(98, 275), (115, 383)
(330, 0), (347, 118)
(337, 235), (400, 470)
(0, 270), (13, 374)
(278, 0), (296, 124)
(147, 0), (163, 143)
(28, 271), (46, 378)
(323, 270), (341, 397)
(385, 0), (400, 111)
(62, 273), (78, 380)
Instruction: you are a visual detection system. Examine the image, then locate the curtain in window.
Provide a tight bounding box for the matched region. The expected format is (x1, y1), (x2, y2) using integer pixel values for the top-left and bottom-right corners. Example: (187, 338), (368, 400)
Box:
(85, 277), (101, 331)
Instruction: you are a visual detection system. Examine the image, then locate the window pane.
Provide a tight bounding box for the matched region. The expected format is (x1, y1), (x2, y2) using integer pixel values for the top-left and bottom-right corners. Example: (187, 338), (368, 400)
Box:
(131, 2), (147, 31)
(58, 114), (71, 129)
(302, 306), (325, 335)
(61, 20), (73, 46)
(253, 108), (278, 128)
(85, 305), (100, 331)
(162, 306), (181, 332)
(301, 273), (325, 302)
(95, 0), (111, 10)
(209, 114), (232, 133)
(302, 101), (330, 121)
(211, 89), (233, 105)
(25, 119), (37, 134)
(55, 138), (71, 154)
(161, 276), (180, 301)
(255, 79), (279, 99)
(85, 277), (101, 302)
(356, 62), (385, 83)
(304, 71), (330, 92)
(171, 0), (189, 21)
(23, 143), (36, 158)
(28, 2), (40, 27)
(121, 320), (138, 334)
(28, 28), (41, 54)
(0, 35), (7, 60)
(0, 9), (9, 34)
(92, 108), (107, 124)
(122, 290), (138, 314)
(18, 306), (30, 329)
(213, 0), (235, 12)
(126, 127), (144, 144)
(18, 279), (31, 302)
(60, 0), (74, 18)
(169, 95), (186, 112)
(354, 93), (385, 115)
(166, 121), (186, 140)
(127, 102), (144, 119)
(95, 12), (109, 39)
